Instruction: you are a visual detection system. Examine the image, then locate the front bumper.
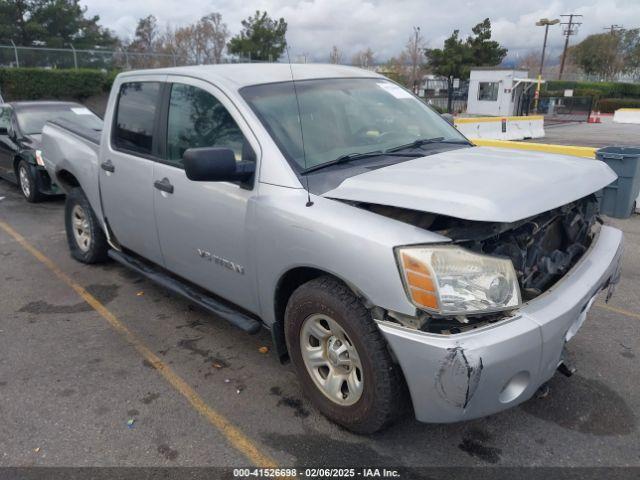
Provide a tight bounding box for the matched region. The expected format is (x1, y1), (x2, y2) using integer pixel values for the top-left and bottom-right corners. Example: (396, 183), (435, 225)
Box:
(378, 225), (624, 423)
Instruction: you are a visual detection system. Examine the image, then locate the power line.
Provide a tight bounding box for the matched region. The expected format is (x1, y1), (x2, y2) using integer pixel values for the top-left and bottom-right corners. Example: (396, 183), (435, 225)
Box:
(558, 13), (583, 80)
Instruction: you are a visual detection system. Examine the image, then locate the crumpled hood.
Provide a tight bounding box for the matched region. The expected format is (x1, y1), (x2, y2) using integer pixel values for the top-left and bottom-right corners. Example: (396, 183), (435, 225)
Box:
(323, 146), (617, 222)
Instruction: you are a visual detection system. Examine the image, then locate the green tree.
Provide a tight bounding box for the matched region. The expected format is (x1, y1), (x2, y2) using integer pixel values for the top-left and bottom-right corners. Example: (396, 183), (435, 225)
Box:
(569, 33), (621, 80)
(425, 18), (507, 111)
(620, 29), (640, 73)
(0, 0), (117, 48)
(227, 10), (287, 61)
(467, 18), (508, 66)
(569, 29), (640, 80)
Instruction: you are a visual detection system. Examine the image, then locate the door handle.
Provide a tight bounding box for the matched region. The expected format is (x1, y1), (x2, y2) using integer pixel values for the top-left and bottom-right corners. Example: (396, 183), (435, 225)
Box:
(100, 160), (115, 172)
(154, 177), (174, 194)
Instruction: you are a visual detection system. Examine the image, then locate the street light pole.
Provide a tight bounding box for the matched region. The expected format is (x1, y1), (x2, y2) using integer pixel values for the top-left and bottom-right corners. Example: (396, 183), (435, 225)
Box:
(534, 18), (559, 112)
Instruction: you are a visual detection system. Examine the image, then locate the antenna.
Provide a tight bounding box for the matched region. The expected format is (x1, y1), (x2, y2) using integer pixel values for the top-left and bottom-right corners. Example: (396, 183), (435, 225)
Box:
(285, 46), (313, 207)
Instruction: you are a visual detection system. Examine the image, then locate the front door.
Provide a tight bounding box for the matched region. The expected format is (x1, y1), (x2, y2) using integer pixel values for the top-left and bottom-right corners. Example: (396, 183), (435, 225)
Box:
(99, 79), (165, 265)
(152, 78), (260, 312)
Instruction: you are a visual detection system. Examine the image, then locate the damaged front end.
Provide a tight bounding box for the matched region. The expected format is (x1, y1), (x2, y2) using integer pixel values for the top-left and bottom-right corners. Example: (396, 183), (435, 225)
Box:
(376, 222), (623, 423)
(359, 195), (600, 334)
(436, 195), (600, 301)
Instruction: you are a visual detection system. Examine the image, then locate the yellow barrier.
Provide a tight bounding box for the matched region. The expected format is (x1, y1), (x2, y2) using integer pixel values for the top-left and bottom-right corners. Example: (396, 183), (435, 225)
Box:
(455, 115), (544, 124)
(471, 138), (597, 159)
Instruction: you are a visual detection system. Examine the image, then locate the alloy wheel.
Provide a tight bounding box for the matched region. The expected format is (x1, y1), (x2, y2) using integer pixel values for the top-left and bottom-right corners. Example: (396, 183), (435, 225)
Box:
(19, 165), (31, 198)
(71, 204), (92, 252)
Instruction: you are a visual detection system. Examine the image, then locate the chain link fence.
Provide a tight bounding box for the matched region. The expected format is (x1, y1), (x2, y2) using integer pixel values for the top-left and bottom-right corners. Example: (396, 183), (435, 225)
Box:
(0, 44), (254, 70)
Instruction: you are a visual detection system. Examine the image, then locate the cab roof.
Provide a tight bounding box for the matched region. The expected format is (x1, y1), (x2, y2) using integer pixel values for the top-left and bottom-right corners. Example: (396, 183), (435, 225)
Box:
(117, 63), (384, 90)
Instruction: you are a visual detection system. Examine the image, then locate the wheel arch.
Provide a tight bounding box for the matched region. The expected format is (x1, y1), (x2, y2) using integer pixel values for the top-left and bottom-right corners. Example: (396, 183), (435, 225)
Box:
(55, 168), (81, 193)
(272, 266), (364, 362)
(12, 154), (27, 177)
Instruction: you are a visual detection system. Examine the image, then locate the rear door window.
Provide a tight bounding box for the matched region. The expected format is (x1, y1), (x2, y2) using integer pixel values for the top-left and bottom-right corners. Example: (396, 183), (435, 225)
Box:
(112, 82), (161, 155)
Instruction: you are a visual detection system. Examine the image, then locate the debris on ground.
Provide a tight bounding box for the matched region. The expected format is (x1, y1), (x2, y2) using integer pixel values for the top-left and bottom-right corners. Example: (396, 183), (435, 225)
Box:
(126, 418), (135, 428)
(535, 383), (550, 399)
(224, 378), (231, 383)
(258, 346), (269, 354)
(34, 447), (40, 453)
(136, 291), (144, 297)
(212, 362), (224, 369)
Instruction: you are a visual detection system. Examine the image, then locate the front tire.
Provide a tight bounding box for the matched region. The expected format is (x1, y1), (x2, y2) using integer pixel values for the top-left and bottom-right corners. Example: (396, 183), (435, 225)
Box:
(17, 160), (44, 203)
(65, 188), (109, 264)
(285, 276), (406, 433)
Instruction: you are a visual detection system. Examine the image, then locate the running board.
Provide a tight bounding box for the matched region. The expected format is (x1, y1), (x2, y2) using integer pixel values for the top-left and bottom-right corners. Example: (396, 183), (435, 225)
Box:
(108, 250), (262, 334)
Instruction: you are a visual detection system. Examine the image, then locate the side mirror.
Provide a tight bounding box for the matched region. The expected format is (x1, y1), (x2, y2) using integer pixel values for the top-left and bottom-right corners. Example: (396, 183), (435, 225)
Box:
(183, 147), (255, 184)
(441, 113), (455, 125)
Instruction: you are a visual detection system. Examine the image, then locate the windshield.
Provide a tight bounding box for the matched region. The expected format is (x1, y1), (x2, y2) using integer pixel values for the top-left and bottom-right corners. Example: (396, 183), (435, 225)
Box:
(16, 105), (103, 135)
(240, 78), (468, 171)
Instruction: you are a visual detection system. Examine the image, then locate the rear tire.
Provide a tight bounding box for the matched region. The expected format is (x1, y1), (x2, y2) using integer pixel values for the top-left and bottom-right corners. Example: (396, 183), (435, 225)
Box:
(17, 160), (44, 203)
(65, 188), (109, 264)
(285, 276), (406, 434)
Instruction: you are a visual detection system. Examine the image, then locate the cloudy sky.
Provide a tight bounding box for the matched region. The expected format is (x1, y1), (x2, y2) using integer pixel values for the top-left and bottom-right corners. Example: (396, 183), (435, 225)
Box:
(82, 0), (640, 63)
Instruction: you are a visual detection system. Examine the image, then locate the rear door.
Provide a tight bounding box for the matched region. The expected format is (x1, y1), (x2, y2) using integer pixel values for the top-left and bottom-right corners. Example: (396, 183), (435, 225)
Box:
(99, 79), (165, 265)
(152, 77), (261, 311)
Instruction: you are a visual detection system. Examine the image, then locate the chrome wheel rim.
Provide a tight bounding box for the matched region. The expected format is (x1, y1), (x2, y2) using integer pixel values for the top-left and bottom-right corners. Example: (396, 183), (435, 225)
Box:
(71, 205), (91, 252)
(300, 314), (364, 406)
(19, 165), (31, 198)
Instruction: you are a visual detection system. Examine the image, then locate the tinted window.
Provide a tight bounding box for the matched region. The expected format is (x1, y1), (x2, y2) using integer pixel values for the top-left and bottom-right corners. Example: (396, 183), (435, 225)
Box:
(166, 83), (251, 167)
(113, 82), (161, 155)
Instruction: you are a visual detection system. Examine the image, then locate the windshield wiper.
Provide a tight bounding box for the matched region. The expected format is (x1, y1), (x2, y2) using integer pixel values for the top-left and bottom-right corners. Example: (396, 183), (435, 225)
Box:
(386, 137), (470, 153)
(301, 150), (420, 174)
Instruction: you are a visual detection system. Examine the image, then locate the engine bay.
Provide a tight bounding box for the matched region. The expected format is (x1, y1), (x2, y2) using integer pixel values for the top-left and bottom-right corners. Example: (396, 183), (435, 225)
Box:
(357, 195), (600, 333)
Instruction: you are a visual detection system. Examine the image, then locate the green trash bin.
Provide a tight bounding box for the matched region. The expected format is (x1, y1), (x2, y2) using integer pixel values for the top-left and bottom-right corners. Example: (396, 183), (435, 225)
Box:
(596, 146), (640, 218)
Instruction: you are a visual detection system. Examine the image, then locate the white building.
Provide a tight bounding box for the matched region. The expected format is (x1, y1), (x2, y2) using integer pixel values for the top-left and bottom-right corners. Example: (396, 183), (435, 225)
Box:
(467, 68), (540, 116)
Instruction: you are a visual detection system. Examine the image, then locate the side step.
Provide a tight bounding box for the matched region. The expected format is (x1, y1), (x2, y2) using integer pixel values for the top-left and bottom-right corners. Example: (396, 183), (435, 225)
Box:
(108, 249), (262, 334)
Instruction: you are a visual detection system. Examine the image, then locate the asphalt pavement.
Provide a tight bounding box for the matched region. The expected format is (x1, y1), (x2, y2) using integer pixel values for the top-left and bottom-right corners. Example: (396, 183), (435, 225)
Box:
(530, 116), (640, 148)
(0, 180), (639, 471)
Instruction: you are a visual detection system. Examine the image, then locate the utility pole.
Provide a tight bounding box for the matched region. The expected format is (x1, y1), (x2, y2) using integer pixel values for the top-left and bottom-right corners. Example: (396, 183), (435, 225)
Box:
(534, 18), (559, 112)
(558, 14), (582, 80)
(603, 24), (623, 35)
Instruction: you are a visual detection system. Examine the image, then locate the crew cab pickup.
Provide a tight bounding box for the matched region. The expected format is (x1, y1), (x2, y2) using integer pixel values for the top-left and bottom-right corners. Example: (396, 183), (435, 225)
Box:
(41, 64), (623, 433)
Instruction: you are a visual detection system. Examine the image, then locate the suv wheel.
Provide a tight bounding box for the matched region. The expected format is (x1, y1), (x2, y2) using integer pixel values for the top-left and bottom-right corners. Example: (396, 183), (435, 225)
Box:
(65, 188), (109, 264)
(285, 276), (407, 433)
(17, 160), (43, 203)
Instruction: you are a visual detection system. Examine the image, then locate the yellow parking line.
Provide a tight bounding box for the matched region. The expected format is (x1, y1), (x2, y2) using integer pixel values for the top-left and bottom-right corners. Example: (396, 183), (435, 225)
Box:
(0, 219), (278, 468)
(596, 303), (640, 320)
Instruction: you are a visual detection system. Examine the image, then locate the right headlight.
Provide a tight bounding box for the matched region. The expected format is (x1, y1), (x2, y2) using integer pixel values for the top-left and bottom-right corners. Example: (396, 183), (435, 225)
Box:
(396, 245), (521, 316)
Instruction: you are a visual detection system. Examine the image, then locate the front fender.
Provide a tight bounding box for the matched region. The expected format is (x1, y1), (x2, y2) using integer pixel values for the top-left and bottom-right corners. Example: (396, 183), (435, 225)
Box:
(252, 183), (449, 326)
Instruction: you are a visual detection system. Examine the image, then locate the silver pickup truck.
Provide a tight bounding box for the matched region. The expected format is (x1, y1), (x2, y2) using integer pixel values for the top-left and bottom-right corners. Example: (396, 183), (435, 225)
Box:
(41, 64), (623, 433)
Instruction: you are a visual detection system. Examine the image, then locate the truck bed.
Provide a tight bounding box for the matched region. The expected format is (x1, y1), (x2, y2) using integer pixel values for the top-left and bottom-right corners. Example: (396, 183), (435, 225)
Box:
(41, 119), (104, 224)
(48, 118), (102, 146)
